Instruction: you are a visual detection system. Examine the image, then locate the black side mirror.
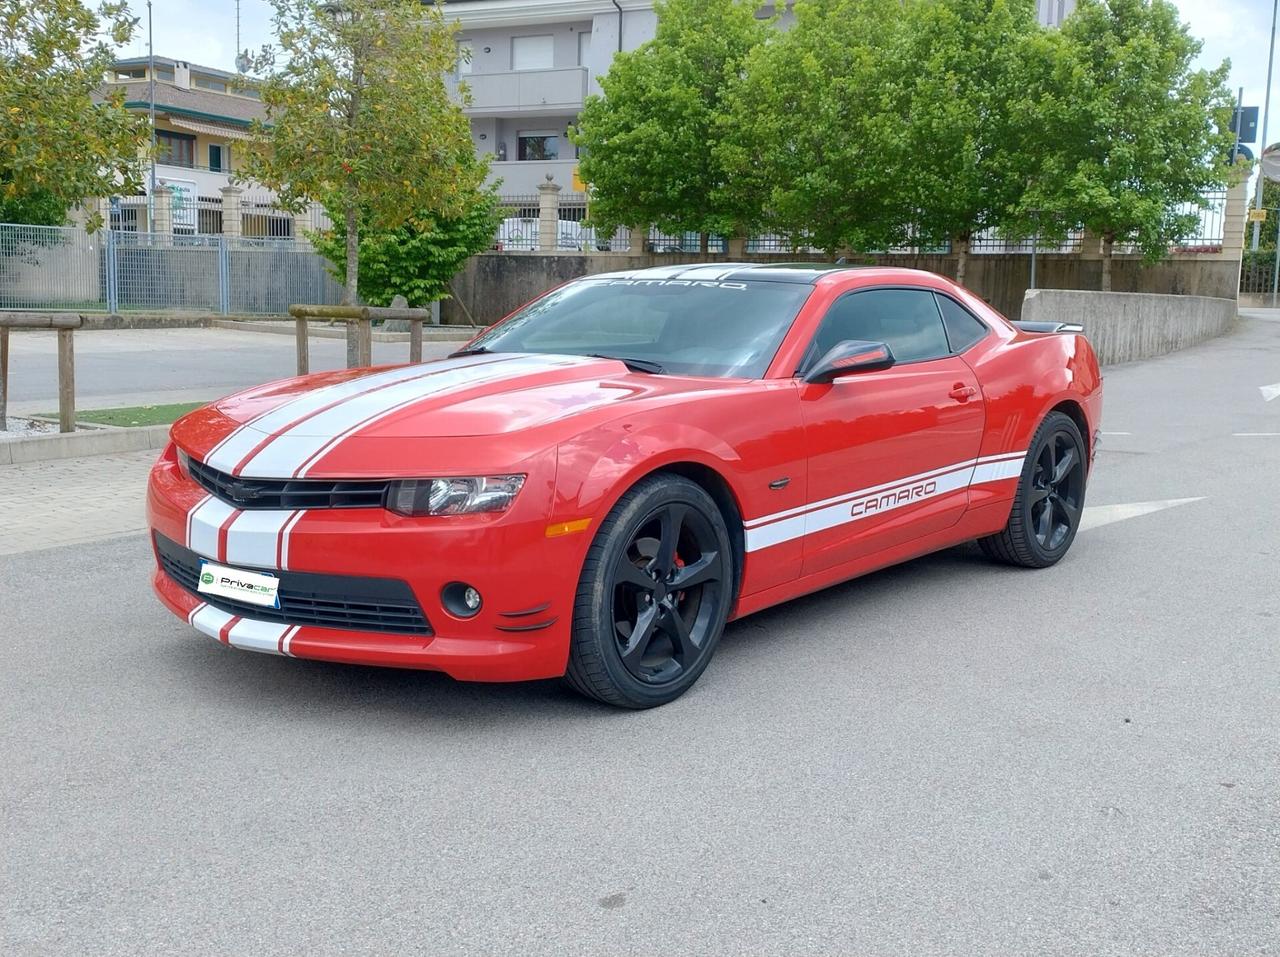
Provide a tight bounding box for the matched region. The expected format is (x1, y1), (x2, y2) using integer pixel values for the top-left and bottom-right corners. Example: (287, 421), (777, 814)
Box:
(804, 340), (896, 384)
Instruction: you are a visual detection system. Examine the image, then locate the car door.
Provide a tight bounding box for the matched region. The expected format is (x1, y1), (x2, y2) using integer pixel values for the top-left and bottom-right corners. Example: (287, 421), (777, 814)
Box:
(797, 287), (986, 576)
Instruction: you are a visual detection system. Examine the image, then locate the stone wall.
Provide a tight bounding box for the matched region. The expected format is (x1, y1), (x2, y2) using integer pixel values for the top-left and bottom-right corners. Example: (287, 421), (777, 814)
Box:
(440, 251), (1242, 327)
(1020, 289), (1237, 365)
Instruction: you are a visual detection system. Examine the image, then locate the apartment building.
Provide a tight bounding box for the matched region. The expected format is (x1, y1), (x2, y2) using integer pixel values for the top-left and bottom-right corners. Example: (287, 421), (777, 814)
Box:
(444, 0), (1075, 193)
(100, 56), (268, 228)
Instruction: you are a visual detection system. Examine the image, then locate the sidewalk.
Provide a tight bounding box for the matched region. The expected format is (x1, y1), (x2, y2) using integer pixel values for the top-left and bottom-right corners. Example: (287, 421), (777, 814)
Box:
(4, 326), (459, 414)
(0, 450), (156, 555)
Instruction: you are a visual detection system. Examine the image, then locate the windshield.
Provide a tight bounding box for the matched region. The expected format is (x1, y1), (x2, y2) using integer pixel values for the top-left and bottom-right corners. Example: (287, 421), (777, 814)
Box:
(465, 278), (814, 379)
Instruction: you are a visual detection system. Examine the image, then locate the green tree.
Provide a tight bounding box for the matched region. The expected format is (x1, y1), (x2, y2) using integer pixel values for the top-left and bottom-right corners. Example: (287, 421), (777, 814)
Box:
(1010, 0), (1235, 290)
(570, 0), (771, 248)
(0, 0), (149, 227)
(715, 0), (910, 255)
(240, 0), (485, 305)
(894, 0), (1043, 283)
(310, 190), (500, 307)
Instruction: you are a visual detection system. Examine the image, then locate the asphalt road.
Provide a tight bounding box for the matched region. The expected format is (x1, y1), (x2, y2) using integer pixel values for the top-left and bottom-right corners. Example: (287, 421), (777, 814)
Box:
(4, 327), (458, 413)
(3, 316), (1280, 956)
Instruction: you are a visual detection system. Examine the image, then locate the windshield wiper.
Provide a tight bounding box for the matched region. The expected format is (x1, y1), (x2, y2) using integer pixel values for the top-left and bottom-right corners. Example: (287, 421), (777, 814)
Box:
(589, 353), (665, 374)
(448, 346), (492, 358)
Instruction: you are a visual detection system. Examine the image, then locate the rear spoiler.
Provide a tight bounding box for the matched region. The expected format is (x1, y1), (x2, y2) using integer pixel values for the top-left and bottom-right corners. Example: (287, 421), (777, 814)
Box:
(1013, 320), (1084, 334)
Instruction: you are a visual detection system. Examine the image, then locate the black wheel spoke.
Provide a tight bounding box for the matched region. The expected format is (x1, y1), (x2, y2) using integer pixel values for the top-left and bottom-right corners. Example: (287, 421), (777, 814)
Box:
(661, 605), (698, 661)
(669, 550), (721, 590)
(617, 560), (657, 592)
(1034, 501), (1053, 543)
(1057, 498), (1080, 530)
(653, 504), (687, 578)
(620, 603), (659, 669)
(1052, 446), (1079, 486)
(1029, 485), (1051, 504)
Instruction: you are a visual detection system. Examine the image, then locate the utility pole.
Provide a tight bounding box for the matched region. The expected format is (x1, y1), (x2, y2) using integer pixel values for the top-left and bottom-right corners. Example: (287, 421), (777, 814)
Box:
(147, 0), (157, 231)
(1252, 0), (1279, 250)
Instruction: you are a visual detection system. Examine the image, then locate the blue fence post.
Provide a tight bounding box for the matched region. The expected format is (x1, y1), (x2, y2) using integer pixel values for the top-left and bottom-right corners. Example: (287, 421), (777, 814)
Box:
(105, 228), (119, 314)
(217, 237), (230, 315)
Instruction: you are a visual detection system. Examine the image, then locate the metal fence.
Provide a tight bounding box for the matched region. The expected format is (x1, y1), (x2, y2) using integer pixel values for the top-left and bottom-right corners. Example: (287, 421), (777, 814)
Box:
(0, 222), (343, 314)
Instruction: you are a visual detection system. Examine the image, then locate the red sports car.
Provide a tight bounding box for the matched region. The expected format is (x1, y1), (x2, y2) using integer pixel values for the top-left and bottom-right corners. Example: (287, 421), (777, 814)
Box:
(148, 264), (1102, 708)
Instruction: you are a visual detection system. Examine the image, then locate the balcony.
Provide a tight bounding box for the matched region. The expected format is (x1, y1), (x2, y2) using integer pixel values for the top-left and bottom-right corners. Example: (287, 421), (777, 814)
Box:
(449, 67), (588, 116)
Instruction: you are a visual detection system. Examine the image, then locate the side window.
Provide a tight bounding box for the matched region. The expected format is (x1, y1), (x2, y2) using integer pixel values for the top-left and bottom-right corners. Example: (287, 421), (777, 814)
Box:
(934, 294), (989, 353)
(808, 289), (951, 366)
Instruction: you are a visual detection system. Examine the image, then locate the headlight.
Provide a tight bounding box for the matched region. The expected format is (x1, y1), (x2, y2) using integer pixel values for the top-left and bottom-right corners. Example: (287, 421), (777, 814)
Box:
(386, 475), (526, 516)
(177, 448), (192, 477)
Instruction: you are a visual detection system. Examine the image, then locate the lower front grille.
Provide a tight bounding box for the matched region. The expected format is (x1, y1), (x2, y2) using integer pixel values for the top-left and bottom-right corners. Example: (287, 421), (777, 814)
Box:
(155, 533), (432, 637)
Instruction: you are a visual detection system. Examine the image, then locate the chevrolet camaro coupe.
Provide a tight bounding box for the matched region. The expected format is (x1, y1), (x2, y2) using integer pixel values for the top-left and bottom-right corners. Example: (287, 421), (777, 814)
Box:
(148, 264), (1102, 708)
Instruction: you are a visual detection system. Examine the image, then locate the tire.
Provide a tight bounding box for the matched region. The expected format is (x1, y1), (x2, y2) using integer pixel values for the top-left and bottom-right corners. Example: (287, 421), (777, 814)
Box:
(565, 474), (735, 709)
(979, 411), (1088, 569)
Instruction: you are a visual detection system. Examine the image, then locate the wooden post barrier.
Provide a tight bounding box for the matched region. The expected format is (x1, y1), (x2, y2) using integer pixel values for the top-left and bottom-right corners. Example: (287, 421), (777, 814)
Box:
(286, 304), (434, 374)
(0, 313), (83, 433)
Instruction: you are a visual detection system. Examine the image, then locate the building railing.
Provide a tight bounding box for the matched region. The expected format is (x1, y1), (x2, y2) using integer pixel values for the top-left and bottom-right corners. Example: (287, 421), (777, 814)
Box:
(497, 179), (1243, 258)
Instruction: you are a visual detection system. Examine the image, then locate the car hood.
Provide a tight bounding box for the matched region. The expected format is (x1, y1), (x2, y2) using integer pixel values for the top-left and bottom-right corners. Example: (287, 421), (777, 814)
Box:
(173, 353), (740, 477)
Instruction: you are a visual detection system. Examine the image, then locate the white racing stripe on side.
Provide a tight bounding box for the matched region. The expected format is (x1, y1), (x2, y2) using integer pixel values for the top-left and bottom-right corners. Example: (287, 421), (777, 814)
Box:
(223, 510), (298, 568)
(239, 354), (585, 479)
(187, 496), (238, 557)
(190, 604), (235, 641)
(744, 450), (1027, 553)
(227, 618), (290, 656)
(203, 356), (500, 474)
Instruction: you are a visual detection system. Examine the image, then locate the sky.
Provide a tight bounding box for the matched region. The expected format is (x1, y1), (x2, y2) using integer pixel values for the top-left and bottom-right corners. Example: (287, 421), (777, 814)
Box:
(126, 0), (1280, 149)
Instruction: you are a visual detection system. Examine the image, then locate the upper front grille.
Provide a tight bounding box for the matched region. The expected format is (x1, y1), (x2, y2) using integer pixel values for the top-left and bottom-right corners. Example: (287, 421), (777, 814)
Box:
(156, 533), (432, 636)
(187, 455), (389, 510)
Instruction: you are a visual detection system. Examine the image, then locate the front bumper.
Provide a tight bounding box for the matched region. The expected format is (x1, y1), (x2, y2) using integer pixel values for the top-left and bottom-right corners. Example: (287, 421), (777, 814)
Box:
(147, 445), (586, 682)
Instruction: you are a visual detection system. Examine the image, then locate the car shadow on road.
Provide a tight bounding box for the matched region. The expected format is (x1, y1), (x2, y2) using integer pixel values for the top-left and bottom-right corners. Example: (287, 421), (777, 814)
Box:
(165, 542), (994, 725)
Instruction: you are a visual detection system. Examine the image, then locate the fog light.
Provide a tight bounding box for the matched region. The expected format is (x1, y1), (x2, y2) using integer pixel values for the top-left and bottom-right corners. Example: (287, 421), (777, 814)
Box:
(442, 582), (482, 618)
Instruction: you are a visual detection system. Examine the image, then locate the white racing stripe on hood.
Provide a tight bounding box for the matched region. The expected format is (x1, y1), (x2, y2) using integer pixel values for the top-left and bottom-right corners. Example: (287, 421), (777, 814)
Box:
(237, 354), (589, 479)
(204, 355), (502, 475)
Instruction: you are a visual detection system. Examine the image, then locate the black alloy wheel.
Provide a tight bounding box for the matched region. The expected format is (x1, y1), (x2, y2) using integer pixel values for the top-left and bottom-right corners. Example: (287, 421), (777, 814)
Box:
(1028, 429), (1085, 551)
(979, 410), (1088, 568)
(566, 474), (734, 708)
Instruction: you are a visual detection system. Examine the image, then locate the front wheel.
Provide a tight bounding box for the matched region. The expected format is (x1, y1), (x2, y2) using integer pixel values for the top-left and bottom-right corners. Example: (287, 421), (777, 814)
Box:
(979, 411), (1088, 568)
(565, 474), (734, 708)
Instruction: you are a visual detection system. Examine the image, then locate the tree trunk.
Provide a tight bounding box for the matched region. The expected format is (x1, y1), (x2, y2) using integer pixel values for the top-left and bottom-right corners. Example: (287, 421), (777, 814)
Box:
(343, 202), (359, 306)
(699, 231), (709, 254)
(1101, 233), (1114, 292)
(954, 235), (970, 286)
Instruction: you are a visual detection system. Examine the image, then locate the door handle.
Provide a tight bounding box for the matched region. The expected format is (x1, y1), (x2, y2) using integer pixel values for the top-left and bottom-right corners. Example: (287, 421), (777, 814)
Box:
(949, 385), (978, 400)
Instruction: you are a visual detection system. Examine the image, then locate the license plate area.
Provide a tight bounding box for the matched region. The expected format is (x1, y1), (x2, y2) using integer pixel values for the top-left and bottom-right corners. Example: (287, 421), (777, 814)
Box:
(197, 560), (281, 609)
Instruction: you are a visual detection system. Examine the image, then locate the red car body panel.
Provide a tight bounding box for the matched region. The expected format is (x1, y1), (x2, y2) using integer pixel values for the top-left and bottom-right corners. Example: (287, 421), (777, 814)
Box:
(147, 266), (1102, 682)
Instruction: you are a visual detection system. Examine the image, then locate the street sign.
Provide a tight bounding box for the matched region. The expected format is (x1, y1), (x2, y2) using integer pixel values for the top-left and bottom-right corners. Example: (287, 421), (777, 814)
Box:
(1232, 106), (1260, 143)
(1248, 208), (1268, 223)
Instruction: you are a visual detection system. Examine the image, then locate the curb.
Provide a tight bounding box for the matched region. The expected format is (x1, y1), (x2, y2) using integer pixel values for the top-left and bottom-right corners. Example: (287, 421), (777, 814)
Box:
(210, 319), (478, 341)
(0, 423), (171, 466)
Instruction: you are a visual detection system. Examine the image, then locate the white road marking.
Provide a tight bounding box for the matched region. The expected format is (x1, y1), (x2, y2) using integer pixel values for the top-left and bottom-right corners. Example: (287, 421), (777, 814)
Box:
(1079, 498), (1205, 533)
(1101, 431), (1132, 436)
(1233, 432), (1280, 437)
(1261, 382), (1280, 402)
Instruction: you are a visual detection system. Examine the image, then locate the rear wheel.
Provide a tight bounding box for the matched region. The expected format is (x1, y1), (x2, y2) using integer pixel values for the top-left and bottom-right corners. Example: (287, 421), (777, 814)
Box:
(979, 411), (1087, 568)
(565, 474), (733, 709)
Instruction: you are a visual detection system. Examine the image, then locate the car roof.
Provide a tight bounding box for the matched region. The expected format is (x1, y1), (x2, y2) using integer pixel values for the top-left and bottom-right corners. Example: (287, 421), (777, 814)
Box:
(582, 262), (864, 285)
(581, 262), (946, 286)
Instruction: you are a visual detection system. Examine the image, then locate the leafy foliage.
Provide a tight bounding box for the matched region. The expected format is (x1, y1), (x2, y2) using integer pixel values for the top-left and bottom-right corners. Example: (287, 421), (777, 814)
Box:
(0, 0), (149, 227)
(716, 0), (909, 254)
(570, 0), (771, 239)
(239, 0), (486, 304)
(893, 0), (1044, 276)
(1010, 0), (1234, 284)
(311, 191), (501, 307)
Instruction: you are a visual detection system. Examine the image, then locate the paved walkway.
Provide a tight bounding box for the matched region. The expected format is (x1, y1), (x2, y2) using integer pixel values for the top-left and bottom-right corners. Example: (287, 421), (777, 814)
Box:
(0, 450), (156, 555)
(5, 327), (459, 414)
